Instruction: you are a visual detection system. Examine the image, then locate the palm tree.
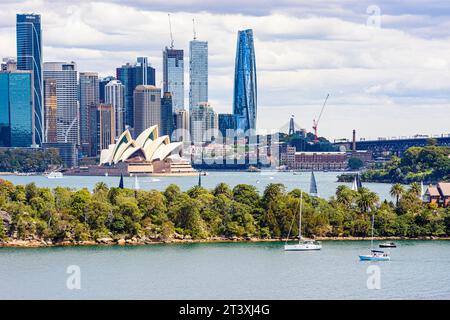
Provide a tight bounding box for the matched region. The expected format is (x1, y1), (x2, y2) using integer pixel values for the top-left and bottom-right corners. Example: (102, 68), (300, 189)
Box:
(409, 182), (422, 197)
(390, 183), (404, 206)
(93, 182), (109, 194)
(336, 185), (355, 208)
(356, 187), (380, 214)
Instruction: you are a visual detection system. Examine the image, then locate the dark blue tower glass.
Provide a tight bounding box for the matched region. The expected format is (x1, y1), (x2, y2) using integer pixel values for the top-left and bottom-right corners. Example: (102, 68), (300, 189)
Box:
(233, 29), (257, 133)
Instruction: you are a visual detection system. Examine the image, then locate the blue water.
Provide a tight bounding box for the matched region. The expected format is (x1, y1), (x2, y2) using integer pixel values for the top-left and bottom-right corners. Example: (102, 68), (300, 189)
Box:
(1, 241), (449, 299)
(0, 171), (395, 201)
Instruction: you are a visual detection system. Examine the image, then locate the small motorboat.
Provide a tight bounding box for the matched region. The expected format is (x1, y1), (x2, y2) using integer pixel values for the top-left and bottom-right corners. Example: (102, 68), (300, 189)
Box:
(359, 249), (390, 261)
(379, 242), (396, 248)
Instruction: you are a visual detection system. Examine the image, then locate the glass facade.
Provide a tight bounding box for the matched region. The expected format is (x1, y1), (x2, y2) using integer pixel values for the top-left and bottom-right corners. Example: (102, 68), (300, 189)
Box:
(218, 113), (237, 137)
(163, 48), (184, 111)
(44, 79), (57, 143)
(116, 58), (155, 128)
(16, 14), (42, 146)
(161, 92), (174, 137)
(43, 62), (79, 145)
(105, 80), (125, 139)
(189, 40), (208, 111)
(0, 72), (34, 147)
(233, 29), (257, 133)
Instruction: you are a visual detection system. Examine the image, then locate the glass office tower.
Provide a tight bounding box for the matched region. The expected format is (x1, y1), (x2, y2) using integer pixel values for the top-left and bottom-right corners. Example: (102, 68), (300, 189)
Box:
(233, 29), (257, 133)
(163, 48), (184, 111)
(0, 71), (34, 147)
(79, 72), (99, 154)
(16, 14), (43, 146)
(189, 40), (208, 112)
(116, 58), (155, 128)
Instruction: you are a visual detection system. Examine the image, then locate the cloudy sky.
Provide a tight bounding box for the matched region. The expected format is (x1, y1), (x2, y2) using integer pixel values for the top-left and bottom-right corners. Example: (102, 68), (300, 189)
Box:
(1, 0), (449, 140)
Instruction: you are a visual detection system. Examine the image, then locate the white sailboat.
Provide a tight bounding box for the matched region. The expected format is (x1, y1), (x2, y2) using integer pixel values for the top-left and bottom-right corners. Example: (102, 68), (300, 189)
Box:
(359, 214), (390, 261)
(284, 191), (322, 251)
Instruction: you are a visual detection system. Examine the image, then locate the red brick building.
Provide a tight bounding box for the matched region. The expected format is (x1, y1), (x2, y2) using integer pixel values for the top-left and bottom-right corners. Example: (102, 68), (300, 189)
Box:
(424, 182), (450, 207)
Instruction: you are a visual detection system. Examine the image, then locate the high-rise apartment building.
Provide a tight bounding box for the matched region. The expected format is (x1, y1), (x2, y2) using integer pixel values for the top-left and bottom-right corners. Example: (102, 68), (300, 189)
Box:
(133, 85), (161, 137)
(43, 62), (79, 144)
(79, 72), (99, 154)
(105, 80), (125, 139)
(163, 48), (184, 111)
(161, 92), (174, 137)
(16, 14), (43, 146)
(233, 29), (257, 133)
(189, 40), (208, 111)
(44, 78), (57, 143)
(190, 102), (218, 143)
(0, 71), (34, 147)
(116, 57), (155, 128)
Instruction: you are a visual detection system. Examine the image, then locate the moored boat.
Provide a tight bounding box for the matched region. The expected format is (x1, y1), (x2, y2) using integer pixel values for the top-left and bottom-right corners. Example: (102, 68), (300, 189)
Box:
(359, 249), (391, 261)
(379, 242), (397, 248)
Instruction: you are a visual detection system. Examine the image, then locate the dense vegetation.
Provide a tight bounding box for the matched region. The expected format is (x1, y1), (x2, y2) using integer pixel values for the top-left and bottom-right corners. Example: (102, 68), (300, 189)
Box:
(1, 178), (450, 245)
(0, 149), (62, 173)
(339, 145), (450, 184)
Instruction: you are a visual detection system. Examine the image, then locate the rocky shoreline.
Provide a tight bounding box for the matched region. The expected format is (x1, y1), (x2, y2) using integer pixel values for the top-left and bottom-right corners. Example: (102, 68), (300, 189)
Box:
(1, 235), (450, 248)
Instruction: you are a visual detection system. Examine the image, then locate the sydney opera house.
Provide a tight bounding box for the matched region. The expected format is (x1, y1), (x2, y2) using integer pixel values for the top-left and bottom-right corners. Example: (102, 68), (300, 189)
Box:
(68, 126), (196, 176)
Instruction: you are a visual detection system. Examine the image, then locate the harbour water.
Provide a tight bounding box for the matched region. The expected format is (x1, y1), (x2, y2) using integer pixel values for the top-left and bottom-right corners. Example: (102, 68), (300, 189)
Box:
(1, 241), (449, 299)
(0, 171), (396, 201)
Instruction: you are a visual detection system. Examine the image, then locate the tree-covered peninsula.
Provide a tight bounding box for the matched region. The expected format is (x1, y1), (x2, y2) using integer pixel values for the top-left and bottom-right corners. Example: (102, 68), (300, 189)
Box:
(1, 179), (450, 247)
(339, 144), (450, 184)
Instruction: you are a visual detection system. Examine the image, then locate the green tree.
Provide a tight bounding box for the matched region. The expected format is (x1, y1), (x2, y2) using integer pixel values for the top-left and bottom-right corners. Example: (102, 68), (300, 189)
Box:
(348, 157), (364, 170)
(356, 188), (379, 213)
(390, 183), (404, 206)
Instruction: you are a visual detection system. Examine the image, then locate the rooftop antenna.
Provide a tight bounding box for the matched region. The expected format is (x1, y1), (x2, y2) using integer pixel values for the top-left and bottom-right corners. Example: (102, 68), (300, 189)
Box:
(192, 18), (197, 40)
(168, 14), (174, 49)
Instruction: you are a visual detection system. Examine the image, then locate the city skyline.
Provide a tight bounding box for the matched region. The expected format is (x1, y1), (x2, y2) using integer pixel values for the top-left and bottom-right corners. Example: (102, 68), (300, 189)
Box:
(1, 1), (450, 139)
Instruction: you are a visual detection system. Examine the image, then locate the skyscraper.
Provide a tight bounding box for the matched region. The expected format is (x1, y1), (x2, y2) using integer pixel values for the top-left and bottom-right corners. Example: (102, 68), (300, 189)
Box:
(16, 14), (43, 146)
(163, 48), (184, 110)
(161, 92), (174, 137)
(43, 62), (78, 144)
(116, 58), (155, 128)
(173, 109), (189, 142)
(89, 103), (115, 156)
(99, 76), (116, 103)
(105, 80), (125, 138)
(233, 29), (257, 133)
(0, 70), (34, 147)
(190, 102), (218, 143)
(189, 40), (208, 111)
(218, 113), (237, 138)
(133, 85), (161, 137)
(79, 72), (99, 154)
(44, 78), (57, 143)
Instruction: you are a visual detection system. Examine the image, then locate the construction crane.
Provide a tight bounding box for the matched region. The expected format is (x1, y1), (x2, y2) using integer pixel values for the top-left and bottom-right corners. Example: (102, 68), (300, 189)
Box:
(168, 14), (174, 49)
(192, 18), (197, 40)
(312, 94), (330, 144)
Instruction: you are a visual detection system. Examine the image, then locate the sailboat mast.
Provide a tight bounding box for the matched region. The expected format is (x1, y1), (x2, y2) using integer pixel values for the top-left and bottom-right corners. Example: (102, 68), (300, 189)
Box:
(371, 214), (374, 249)
(299, 191), (303, 243)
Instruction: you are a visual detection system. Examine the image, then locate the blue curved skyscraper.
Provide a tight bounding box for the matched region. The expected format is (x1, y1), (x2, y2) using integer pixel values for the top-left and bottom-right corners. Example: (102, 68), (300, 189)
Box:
(233, 29), (257, 133)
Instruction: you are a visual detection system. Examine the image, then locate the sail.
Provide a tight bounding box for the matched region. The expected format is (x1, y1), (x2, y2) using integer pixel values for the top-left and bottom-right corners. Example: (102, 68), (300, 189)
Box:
(356, 173), (363, 190)
(119, 173), (124, 189)
(310, 171), (318, 196)
(351, 176), (358, 191)
(134, 175), (140, 190)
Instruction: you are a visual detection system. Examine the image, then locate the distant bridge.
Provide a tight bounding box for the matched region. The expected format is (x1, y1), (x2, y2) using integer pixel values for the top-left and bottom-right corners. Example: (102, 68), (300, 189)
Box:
(333, 134), (450, 156)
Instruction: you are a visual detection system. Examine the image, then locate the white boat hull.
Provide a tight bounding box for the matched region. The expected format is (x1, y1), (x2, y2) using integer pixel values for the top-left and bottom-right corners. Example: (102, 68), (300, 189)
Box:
(284, 244), (322, 251)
